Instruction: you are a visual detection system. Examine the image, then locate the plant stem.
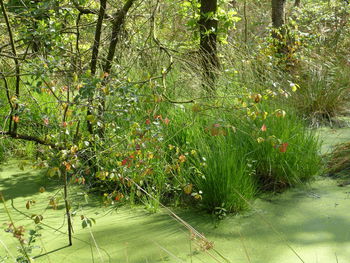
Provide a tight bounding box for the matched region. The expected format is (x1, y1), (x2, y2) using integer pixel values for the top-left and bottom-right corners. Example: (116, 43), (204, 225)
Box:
(63, 171), (73, 246)
(0, 0), (21, 134)
(0, 193), (32, 262)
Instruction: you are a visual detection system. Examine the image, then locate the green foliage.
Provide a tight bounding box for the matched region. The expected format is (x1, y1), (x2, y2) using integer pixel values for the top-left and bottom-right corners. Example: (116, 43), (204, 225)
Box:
(165, 102), (322, 213)
(291, 60), (350, 123)
(0, 0), (338, 218)
(178, 0), (241, 44)
(249, 108), (322, 190)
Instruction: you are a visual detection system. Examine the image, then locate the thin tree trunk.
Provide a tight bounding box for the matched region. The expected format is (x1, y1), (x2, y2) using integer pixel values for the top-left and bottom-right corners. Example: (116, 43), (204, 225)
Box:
(97, 0), (136, 137)
(243, 0), (248, 44)
(87, 0), (107, 135)
(63, 170), (73, 246)
(0, 0), (20, 135)
(294, 0), (301, 7)
(91, 0), (107, 76)
(103, 0), (135, 74)
(199, 0), (219, 93)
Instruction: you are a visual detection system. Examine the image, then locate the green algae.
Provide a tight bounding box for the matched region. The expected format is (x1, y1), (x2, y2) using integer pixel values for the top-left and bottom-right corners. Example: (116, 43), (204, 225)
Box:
(1, 126), (350, 263)
(317, 127), (350, 154)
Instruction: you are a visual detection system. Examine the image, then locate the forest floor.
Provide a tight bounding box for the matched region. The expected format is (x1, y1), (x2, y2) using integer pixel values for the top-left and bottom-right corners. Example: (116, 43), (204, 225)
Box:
(1, 125), (350, 263)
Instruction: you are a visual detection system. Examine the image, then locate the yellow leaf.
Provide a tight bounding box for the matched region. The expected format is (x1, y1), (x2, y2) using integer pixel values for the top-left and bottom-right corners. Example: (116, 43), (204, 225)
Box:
(183, 184), (193, 195)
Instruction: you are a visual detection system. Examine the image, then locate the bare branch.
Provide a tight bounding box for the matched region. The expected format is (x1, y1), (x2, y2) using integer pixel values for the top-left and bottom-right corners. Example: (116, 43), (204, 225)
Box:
(0, 0), (21, 134)
(72, 1), (112, 19)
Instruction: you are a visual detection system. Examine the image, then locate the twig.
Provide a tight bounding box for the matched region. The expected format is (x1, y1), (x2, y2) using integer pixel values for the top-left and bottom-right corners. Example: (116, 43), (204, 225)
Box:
(0, 0), (21, 134)
(0, 193), (32, 262)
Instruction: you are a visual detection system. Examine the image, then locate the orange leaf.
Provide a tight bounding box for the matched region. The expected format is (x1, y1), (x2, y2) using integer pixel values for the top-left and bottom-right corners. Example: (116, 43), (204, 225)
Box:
(179, 155), (186, 163)
(163, 117), (170, 125)
(279, 143), (289, 153)
(13, 116), (19, 123)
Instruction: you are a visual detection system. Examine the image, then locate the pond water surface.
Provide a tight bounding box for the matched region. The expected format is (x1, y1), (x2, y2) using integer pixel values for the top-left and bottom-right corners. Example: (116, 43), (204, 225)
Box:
(1, 127), (350, 263)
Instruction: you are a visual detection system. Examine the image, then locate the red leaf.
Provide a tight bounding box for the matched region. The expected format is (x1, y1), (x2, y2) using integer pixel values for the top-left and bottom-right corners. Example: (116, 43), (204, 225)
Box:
(163, 117), (170, 125)
(13, 116), (20, 123)
(279, 143), (289, 153)
(43, 118), (49, 126)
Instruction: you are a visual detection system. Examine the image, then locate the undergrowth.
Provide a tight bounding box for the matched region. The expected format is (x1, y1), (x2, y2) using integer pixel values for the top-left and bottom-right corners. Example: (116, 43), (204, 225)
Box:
(165, 103), (322, 213)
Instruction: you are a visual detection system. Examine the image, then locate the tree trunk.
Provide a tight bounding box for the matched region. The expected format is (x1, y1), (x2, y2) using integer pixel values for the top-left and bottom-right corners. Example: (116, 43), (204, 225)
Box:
(103, 0), (135, 74)
(98, 0), (136, 137)
(91, 0), (107, 76)
(199, 0), (218, 93)
(63, 170), (73, 246)
(271, 0), (288, 56)
(294, 0), (301, 7)
(87, 0), (107, 135)
(271, 0), (286, 29)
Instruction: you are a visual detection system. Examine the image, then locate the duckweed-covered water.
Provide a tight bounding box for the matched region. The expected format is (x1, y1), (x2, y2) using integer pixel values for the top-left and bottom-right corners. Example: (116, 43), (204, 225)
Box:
(1, 126), (350, 262)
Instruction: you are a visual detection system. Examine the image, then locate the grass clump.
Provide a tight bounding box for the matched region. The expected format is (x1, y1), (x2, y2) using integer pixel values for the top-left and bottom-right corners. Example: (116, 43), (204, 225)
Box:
(191, 121), (257, 213)
(166, 104), (322, 214)
(327, 142), (350, 175)
(291, 61), (350, 124)
(248, 109), (322, 190)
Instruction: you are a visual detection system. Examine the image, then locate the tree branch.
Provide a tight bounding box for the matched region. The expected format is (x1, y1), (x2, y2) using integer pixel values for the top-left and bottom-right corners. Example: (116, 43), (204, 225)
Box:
(0, 131), (61, 149)
(0, 0), (21, 134)
(72, 1), (111, 19)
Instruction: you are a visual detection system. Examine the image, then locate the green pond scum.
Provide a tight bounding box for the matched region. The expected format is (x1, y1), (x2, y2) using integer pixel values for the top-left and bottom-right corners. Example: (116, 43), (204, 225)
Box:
(1, 130), (350, 263)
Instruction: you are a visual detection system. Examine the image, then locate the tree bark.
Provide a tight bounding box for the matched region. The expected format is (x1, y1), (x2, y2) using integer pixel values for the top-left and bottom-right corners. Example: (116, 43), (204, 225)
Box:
(86, 0), (107, 135)
(103, 0), (136, 74)
(294, 0), (301, 7)
(63, 170), (73, 246)
(271, 0), (288, 56)
(199, 0), (219, 93)
(272, 0), (286, 29)
(91, 0), (107, 76)
(97, 0), (136, 137)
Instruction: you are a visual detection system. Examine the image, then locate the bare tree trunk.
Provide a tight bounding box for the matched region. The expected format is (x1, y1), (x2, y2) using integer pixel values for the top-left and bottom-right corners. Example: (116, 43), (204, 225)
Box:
(91, 0), (107, 76)
(243, 0), (248, 44)
(272, 0), (286, 28)
(97, 0), (136, 137)
(271, 0), (288, 56)
(294, 0), (301, 7)
(63, 170), (73, 246)
(103, 0), (135, 74)
(199, 0), (219, 93)
(86, 0), (107, 135)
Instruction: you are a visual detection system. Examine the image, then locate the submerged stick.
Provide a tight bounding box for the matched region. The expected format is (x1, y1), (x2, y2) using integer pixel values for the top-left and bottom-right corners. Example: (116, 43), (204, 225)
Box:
(63, 171), (73, 246)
